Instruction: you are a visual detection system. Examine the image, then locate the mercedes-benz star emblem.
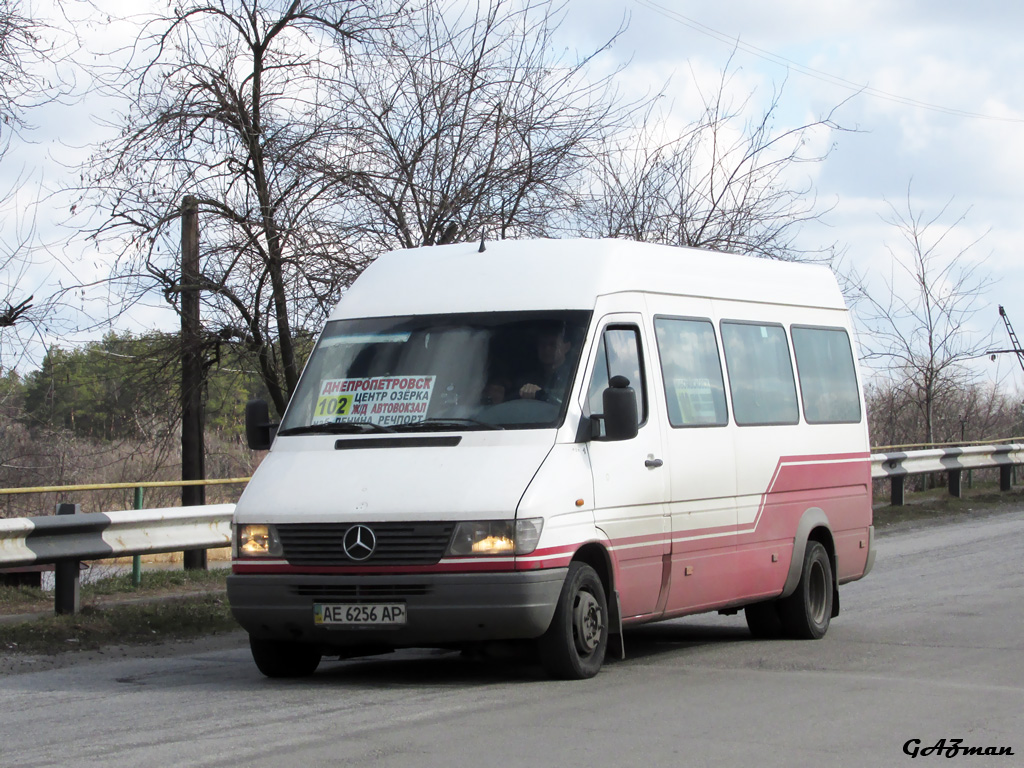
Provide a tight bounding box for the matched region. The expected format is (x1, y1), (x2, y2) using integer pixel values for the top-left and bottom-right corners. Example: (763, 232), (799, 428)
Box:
(342, 525), (376, 561)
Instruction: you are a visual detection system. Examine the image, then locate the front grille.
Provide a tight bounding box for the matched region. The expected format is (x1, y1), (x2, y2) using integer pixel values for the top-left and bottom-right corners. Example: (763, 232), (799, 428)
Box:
(276, 522), (454, 566)
(291, 584), (433, 601)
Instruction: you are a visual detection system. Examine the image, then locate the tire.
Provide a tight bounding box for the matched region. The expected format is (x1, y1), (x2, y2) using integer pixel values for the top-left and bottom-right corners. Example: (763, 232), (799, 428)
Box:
(249, 636), (322, 678)
(779, 541), (833, 640)
(538, 562), (609, 680)
(744, 600), (784, 639)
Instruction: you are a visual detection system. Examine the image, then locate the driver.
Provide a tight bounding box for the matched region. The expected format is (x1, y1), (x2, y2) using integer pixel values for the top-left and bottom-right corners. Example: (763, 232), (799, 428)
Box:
(519, 325), (572, 403)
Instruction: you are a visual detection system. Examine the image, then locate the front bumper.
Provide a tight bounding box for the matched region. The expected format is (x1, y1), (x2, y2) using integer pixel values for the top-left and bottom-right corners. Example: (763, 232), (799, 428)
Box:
(227, 569), (567, 650)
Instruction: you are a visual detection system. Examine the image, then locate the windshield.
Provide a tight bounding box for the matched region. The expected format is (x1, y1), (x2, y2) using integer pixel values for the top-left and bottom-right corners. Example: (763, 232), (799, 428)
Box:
(279, 311), (591, 433)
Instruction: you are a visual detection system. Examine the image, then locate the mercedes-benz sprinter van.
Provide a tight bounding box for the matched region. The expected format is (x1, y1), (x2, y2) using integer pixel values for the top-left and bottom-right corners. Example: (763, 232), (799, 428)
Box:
(228, 238), (874, 679)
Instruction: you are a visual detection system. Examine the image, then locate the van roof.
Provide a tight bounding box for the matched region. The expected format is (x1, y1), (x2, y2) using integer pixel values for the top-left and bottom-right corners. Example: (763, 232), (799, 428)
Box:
(329, 238), (846, 319)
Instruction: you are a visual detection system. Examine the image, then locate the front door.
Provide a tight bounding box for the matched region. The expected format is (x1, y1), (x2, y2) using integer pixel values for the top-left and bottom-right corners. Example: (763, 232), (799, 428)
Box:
(584, 314), (670, 619)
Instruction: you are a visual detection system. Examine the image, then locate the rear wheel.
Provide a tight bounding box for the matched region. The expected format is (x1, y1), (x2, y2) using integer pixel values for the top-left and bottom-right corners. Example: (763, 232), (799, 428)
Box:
(779, 541), (833, 639)
(538, 562), (608, 679)
(249, 637), (322, 678)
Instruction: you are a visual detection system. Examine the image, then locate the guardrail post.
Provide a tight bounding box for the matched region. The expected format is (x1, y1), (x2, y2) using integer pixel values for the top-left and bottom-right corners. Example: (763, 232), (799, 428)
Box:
(132, 487), (144, 587)
(948, 470), (962, 498)
(1000, 465), (1013, 492)
(53, 503), (81, 615)
(891, 476), (905, 506)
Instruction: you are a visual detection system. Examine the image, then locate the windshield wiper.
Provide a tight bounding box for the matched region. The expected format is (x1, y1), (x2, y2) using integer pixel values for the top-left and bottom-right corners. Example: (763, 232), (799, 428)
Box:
(393, 417), (504, 432)
(277, 421), (396, 436)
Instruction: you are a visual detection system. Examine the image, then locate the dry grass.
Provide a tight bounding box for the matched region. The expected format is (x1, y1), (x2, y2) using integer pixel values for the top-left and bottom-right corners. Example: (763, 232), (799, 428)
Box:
(0, 569), (235, 655)
(0, 426), (259, 519)
(873, 484), (1024, 528)
(0, 568), (229, 615)
(0, 595), (237, 655)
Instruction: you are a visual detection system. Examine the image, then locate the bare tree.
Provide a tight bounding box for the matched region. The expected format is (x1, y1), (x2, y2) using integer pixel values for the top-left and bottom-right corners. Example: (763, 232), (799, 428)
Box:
(866, 376), (1022, 450)
(78, 0), (408, 415)
(0, 0), (70, 370)
(1, 0), (41, 359)
(0, 0), (47, 135)
(854, 186), (992, 446)
(577, 65), (847, 262)
(0, 196), (40, 368)
(324, 0), (631, 250)
(76, 0), (638, 415)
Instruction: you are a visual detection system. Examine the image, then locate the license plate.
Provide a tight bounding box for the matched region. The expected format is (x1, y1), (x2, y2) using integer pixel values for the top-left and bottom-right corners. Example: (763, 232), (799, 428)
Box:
(314, 603), (407, 626)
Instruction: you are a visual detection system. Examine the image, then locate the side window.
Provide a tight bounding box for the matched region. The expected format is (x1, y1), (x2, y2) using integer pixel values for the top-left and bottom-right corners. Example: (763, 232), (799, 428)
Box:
(791, 326), (862, 424)
(654, 317), (728, 427)
(586, 326), (647, 427)
(721, 321), (799, 426)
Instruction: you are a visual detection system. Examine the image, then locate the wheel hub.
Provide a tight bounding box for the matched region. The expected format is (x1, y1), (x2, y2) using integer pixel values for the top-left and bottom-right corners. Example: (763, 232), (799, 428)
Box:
(573, 590), (604, 655)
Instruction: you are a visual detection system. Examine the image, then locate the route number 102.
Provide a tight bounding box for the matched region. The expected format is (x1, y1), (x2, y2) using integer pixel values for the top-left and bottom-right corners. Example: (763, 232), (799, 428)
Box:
(315, 394), (352, 418)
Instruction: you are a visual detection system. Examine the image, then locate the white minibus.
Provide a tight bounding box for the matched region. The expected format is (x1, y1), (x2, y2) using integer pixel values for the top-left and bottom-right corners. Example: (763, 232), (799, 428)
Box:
(228, 238), (874, 679)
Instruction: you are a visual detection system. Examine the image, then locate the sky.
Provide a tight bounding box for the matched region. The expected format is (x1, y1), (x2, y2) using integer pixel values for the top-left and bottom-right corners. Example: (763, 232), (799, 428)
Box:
(557, 0), (1024, 390)
(3, 0), (1024, 390)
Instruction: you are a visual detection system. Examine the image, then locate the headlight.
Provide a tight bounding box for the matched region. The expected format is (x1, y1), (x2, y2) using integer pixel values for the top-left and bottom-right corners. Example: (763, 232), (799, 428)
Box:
(446, 518), (544, 556)
(236, 524), (283, 557)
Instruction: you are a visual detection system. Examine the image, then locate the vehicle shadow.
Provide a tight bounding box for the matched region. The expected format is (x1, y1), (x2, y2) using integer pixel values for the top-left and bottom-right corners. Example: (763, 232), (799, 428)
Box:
(610, 617), (753, 663)
(309, 616), (755, 686)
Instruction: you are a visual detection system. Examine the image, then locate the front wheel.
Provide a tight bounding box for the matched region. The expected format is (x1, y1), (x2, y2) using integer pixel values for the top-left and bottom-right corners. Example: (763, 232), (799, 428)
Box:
(538, 562), (609, 680)
(249, 637), (322, 678)
(779, 541), (834, 639)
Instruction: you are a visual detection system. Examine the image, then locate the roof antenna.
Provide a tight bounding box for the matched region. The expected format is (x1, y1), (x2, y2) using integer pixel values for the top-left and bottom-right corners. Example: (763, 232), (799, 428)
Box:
(478, 233), (486, 253)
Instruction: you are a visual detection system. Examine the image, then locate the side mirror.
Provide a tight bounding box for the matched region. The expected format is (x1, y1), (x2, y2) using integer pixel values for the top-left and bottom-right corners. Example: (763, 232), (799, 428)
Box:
(602, 375), (639, 441)
(245, 399), (276, 450)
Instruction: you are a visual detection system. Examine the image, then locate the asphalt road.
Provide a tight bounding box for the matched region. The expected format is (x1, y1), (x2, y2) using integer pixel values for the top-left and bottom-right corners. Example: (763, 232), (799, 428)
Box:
(1, 510), (1022, 768)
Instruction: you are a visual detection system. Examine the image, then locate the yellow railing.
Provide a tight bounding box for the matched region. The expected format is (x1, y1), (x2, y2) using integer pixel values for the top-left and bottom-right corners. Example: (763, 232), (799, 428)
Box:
(0, 478), (251, 496)
(870, 436), (1024, 453)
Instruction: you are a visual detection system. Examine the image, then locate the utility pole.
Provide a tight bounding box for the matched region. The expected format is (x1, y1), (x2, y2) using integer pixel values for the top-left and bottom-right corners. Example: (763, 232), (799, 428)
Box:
(998, 305), (1024, 376)
(181, 195), (207, 570)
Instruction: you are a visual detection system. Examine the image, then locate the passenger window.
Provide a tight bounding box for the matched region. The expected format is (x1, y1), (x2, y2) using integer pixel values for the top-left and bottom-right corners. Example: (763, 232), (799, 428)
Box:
(791, 326), (862, 424)
(721, 321), (799, 426)
(586, 327), (646, 427)
(654, 317), (728, 427)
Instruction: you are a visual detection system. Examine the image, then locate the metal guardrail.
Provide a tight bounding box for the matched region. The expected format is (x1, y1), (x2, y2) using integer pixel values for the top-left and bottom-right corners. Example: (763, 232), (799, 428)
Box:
(0, 504), (234, 568)
(0, 502), (234, 615)
(0, 476), (249, 591)
(1, 444), (1022, 614)
(871, 444), (1024, 506)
